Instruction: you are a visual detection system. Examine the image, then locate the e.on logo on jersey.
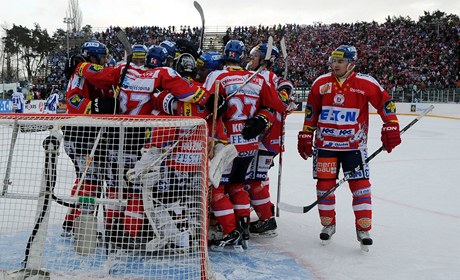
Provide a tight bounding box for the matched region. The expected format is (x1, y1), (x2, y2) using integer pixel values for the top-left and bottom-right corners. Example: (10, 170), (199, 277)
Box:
(319, 106), (359, 125)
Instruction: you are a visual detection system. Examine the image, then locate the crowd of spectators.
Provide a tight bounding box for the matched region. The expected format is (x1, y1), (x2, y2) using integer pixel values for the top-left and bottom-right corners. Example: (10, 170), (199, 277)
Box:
(44, 18), (459, 102)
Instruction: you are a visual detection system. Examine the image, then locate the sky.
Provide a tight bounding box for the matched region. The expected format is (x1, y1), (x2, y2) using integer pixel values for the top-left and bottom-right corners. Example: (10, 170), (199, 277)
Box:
(0, 0), (459, 34)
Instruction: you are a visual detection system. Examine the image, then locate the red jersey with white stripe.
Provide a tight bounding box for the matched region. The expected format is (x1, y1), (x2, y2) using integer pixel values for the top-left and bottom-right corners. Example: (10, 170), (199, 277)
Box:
(303, 71), (398, 151)
(203, 66), (288, 153)
(66, 62), (121, 114)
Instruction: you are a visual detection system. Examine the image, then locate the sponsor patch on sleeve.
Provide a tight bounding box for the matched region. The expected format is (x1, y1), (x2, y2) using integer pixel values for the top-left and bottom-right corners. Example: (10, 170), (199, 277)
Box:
(68, 94), (85, 109)
(383, 99), (397, 115)
(304, 105), (314, 120)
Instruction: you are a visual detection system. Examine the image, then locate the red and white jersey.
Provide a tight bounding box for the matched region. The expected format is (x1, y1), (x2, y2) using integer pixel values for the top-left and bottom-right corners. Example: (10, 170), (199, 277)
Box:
(203, 66), (289, 153)
(257, 69), (286, 154)
(303, 71), (398, 151)
(121, 67), (209, 116)
(66, 62), (121, 114)
(116, 64), (152, 115)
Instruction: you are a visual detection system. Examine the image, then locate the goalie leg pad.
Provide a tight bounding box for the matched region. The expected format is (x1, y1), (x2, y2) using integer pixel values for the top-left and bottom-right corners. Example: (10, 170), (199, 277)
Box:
(127, 147), (163, 182)
(209, 143), (238, 187)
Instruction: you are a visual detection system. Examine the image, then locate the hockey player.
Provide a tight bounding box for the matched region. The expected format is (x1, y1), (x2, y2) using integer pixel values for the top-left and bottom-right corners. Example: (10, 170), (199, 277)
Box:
(61, 40), (126, 236)
(196, 51), (223, 83)
(296, 45), (401, 248)
(108, 45), (224, 249)
(159, 40), (179, 68)
(204, 40), (290, 250)
(44, 88), (61, 114)
(11, 87), (25, 113)
(243, 43), (296, 237)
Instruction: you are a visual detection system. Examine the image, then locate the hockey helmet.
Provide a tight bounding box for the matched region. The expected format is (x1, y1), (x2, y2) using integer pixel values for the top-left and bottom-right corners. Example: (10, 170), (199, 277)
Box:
(145, 45), (168, 68)
(223, 40), (245, 63)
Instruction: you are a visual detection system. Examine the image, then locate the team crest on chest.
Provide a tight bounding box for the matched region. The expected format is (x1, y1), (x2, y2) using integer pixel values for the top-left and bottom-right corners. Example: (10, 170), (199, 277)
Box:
(333, 93), (345, 105)
(319, 82), (332, 95)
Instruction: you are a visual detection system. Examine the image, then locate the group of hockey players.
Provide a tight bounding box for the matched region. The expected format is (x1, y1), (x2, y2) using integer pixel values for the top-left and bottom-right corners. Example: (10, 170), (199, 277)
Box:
(10, 86), (60, 114)
(60, 34), (296, 253)
(60, 31), (402, 253)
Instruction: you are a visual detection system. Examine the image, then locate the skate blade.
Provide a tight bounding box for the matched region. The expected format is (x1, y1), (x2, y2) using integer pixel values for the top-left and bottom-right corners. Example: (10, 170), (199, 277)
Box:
(250, 231), (278, 238)
(321, 239), (332, 246)
(210, 244), (245, 253)
(360, 244), (370, 252)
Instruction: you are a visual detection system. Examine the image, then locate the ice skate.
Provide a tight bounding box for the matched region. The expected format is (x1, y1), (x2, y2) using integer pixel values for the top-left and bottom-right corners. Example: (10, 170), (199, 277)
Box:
(210, 230), (243, 252)
(320, 224), (336, 245)
(60, 221), (73, 238)
(249, 217), (278, 238)
(356, 229), (373, 252)
(239, 217), (250, 249)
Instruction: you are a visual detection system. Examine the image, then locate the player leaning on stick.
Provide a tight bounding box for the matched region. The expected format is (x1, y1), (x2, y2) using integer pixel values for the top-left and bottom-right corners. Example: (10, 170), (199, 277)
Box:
(297, 45), (401, 247)
(243, 42), (296, 237)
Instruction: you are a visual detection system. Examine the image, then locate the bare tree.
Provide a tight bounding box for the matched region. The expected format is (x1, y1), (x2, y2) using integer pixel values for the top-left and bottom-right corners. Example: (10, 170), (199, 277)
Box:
(68, 0), (82, 32)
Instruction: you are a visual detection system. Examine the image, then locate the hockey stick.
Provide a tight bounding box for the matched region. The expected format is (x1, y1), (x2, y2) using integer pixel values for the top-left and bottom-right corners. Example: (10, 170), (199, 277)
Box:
(280, 36), (288, 80)
(226, 36), (273, 100)
(278, 105), (435, 214)
(209, 80), (220, 159)
(193, 1), (205, 52)
(114, 29), (133, 101)
(275, 37), (288, 217)
(23, 135), (60, 270)
(2, 120), (19, 196)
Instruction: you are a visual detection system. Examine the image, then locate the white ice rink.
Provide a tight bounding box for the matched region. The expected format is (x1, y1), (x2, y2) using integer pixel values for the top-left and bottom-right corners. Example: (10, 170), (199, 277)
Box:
(239, 110), (460, 280)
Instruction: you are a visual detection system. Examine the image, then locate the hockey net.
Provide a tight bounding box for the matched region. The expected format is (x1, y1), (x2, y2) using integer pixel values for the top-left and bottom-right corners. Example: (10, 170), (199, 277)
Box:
(0, 114), (212, 279)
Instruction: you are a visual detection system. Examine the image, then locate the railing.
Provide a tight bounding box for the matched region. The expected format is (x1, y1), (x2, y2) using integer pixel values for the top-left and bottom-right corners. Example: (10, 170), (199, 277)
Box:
(389, 87), (460, 103)
(294, 87), (460, 103)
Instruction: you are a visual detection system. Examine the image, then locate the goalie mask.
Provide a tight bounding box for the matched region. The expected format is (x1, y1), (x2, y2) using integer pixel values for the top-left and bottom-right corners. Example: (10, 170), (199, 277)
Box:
(173, 53), (197, 78)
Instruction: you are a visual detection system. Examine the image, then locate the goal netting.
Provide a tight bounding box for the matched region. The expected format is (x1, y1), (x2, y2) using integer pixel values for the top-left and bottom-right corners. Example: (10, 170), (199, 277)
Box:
(0, 114), (212, 280)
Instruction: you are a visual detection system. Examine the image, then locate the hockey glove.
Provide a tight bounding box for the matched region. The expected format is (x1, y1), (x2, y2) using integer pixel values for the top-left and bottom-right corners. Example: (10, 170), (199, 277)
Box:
(297, 131), (314, 160)
(152, 90), (177, 115)
(242, 115), (269, 140)
(205, 94), (227, 119)
(91, 97), (119, 114)
(381, 122), (401, 153)
(64, 54), (86, 80)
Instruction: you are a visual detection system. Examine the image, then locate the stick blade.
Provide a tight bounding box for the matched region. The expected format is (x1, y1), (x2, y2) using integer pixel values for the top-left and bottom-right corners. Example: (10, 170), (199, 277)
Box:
(265, 36), (274, 60)
(194, 1), (205, 24)
(278, 202), (309, 214)
(116, 30), (132, 56)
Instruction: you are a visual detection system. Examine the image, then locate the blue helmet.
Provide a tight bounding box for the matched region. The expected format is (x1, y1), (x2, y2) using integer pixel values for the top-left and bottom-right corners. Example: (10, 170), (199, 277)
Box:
(250, 43), (279, 60)
(145, 45), (168, 68)
(249, 43), (280, 67)
(330, 45), (358, 62)
(223, 40), (245, 63)
(159, 40), (179, 58)
(80, 40), (108, 59)
(132, 44), (148, 58)
(197, 51), (223, 70)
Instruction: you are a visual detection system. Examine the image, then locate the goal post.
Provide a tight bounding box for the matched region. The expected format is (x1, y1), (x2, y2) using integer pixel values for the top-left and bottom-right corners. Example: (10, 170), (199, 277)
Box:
(0, 114), (213, 279)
